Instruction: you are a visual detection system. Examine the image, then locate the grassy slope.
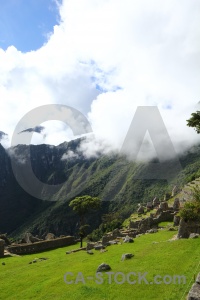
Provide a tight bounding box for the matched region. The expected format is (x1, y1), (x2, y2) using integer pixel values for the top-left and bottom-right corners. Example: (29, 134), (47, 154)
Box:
(1, 229), (200, 300)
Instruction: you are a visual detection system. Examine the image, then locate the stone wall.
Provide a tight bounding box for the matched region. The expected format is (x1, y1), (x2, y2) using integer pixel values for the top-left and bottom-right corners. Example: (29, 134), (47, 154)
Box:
(177, 219), (200, 239)
(0, 239), (4, 257)
(7, 236), (76, 255)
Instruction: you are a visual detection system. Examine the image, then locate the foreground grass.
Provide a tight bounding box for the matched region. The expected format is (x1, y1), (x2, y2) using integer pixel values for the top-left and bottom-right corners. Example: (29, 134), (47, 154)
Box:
(0, 230), (200, 300)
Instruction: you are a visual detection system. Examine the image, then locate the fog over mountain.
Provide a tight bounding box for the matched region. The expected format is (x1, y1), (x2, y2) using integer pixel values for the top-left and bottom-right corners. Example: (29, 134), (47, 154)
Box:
(0, 0), (200, 160)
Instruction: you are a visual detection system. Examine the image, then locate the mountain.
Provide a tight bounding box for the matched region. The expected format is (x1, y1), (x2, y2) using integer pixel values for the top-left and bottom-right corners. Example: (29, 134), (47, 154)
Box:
(1, 139), (200, 239)
(0, 131), (8, 141)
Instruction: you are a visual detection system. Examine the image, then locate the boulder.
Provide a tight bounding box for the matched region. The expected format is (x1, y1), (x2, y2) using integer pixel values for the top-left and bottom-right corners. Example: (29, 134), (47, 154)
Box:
(23, 232), (42, 243)
(187, 273), (200, 300)
(96, 263), (111, 272)
(173, 198), (180, 211)
(173, 215), (180, 226)
(121, 253), (134, 261)
(94, 244), (105, 250)
(171, 186), (179, 197)
(86, 242), (96, 251)
(177, 219), (190, 239)
(123, 235), (134, 243)
(189, 233), (199, 239)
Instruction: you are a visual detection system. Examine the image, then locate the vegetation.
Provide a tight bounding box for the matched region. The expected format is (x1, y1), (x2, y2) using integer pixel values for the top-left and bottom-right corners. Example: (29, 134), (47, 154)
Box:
(0, 229), (200, 300)
(69, 195), (101, 247)
(179, 185), (200, 221)
(187, 110), (200, 133)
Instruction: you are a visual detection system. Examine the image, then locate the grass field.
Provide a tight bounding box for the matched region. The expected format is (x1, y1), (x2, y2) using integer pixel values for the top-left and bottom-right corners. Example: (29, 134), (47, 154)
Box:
(0, 229), (200, 300)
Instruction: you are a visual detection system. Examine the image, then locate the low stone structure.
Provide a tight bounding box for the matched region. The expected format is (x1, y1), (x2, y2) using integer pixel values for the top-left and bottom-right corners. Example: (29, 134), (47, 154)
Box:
(159, 201), (168, 211)
(177, 219), (200, 239)
(173, 198), (180, 211)
(137, 205), (145, 214)
(153, 197), (160, 207)
(171, 185), (179, 197)
(0, 239), (4, 257)
(187, 273), (200, 300)
(7, 236), (76, 255)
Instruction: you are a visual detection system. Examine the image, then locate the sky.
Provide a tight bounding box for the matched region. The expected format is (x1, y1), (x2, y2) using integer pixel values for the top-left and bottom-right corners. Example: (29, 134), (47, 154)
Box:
(0, 0), (200, 160)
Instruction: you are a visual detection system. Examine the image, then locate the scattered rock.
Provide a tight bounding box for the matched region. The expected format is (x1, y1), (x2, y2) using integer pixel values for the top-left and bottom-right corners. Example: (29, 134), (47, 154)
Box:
(173, 215), (180, 226)
(137, 205), (145, 214)
(146, 228), (158, 234)
(96, 263), (111, 272)
(121, 253), (134, 261)
(29, 257), (48, 264)
(168, 227), (176, 231)
(100, 249), (108, 253)
(94, 244), (105, 250)
(123, 235), (134, 243)
(189, 233), (200, 239)
(187, 273), (200, 300)
(45, 233), (55, 240)
(173, 198), (180, 211)
(153, 197), (160, 207)
(87, 250), (94, 255)
(86, 242), (96, 251)
(159, 201), (169, 211)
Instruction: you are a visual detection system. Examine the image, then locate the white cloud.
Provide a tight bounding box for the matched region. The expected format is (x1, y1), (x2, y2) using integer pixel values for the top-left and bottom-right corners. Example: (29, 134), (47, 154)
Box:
(0, 0), (200, 160)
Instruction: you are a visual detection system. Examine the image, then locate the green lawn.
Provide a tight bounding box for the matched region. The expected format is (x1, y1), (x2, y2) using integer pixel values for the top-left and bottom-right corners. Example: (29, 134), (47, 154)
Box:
(0, 230), (199, 300)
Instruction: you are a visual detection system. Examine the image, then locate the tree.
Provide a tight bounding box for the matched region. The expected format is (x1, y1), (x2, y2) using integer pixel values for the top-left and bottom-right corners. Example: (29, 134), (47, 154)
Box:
(69, 195), (101, 247)
(179, 185), (200, 221)
(186, 111), (200, 133)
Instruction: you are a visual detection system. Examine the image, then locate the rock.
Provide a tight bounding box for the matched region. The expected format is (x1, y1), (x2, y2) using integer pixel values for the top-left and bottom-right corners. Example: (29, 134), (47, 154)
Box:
(168, 227), (176, 231)
(45, 233), (55, 240)
(164, 193), (170, 201)
(146, 228), (158, 234)
(171, 185), (178, 197)
(2, 262), (5, 265)
(137, 205), (145, 214)
(86, 242), (96, 251)
(121, 253), (134, 261)
(189, 233), (200, 239)
(187, 274), (200, 300)
(94, 244), (105, 250)
(112, 228), (121, 238)
(96, 263), (111, 272)
(0, 239), (4, 258)
(100, 249), (108, 253)
(123, 235), (134, 243)
(155, 207), (163, 216)
(177, 219), (190, 239)
(196, 274), (200, 284)
(159, 201), (169, 211)
(173, 198), (180, 211)
(146, 202), (153, 209)
(173, 215), (180, 226)
(23, 232), (42, 244)
(106, 240), (118, 245)
(87, 250), (94, 255)
(153, 197), (160, 207)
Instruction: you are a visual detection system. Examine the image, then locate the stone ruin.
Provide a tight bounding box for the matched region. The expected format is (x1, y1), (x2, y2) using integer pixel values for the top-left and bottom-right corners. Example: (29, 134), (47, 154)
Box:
(177, 219), (200, 239)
